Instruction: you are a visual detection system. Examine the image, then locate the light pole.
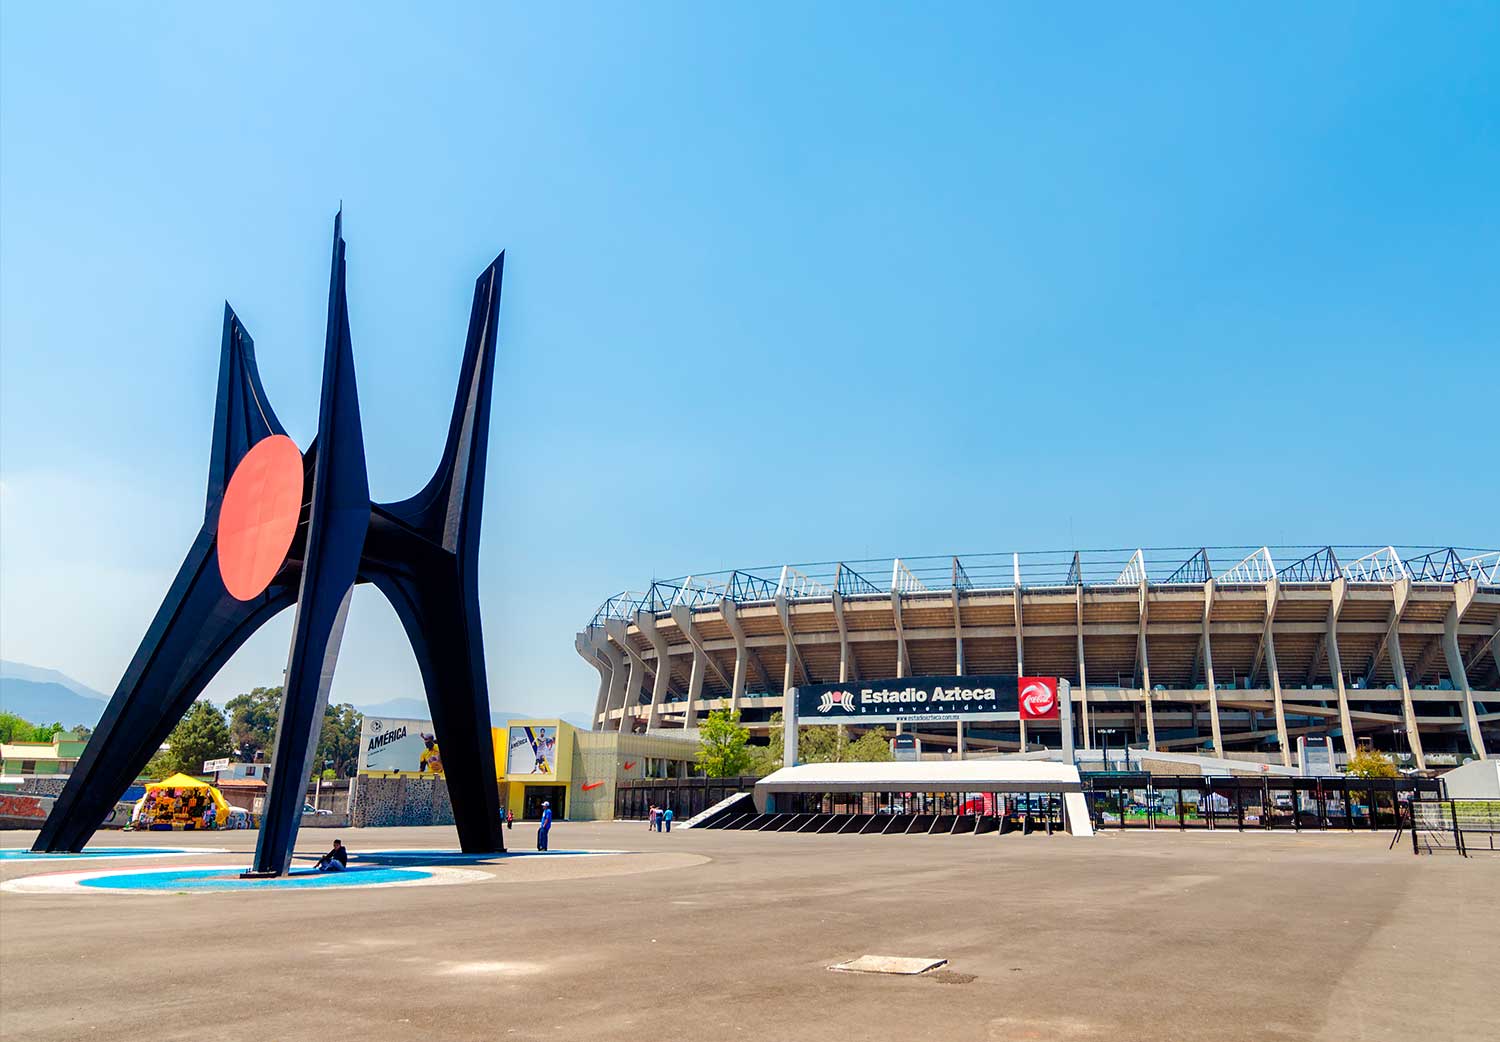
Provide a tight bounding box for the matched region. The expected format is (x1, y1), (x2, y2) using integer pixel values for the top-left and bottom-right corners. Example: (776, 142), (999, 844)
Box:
(1098, 728), (1118, 773)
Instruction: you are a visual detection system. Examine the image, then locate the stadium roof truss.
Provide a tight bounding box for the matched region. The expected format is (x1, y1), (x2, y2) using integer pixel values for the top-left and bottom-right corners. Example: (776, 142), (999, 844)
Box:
(588, 546), (1499, 626)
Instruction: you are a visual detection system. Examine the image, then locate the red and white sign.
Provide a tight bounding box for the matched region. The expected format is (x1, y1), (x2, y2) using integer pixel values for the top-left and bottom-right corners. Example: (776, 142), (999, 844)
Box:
(1018, 677), (1059, 720)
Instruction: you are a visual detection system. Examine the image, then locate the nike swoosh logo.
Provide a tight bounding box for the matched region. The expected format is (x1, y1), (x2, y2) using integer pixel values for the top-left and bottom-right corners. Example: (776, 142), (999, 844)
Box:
(623, 761), (637, 770)
(581, 781), (604, 791)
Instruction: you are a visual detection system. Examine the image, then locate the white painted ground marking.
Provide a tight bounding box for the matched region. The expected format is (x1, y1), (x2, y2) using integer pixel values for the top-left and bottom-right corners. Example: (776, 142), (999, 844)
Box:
(0, 864), (492, 895)
(830, 955), (948, 975)
(0, 848), (230, 863)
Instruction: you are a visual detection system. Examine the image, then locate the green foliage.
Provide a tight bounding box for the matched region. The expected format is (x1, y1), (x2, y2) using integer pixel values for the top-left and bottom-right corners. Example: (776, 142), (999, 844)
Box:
(749, 714), (895, 774)
(0, 712), (67, 743)
(226, 686), (282, 759)
(1345, 748), (1399, 779)
(147, 700), (232, 778)
(317, 702), (363, 778)
(696, 709), (754, 777)
(224, 685), (362, 777)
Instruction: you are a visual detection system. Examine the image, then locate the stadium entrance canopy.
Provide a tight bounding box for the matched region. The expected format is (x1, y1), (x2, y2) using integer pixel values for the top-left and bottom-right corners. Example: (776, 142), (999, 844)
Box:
(752, 760), (1094, 836)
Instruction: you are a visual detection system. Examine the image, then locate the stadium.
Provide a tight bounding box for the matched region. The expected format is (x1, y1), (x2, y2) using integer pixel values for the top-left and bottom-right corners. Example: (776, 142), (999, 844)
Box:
(577, 545), (1500, 768)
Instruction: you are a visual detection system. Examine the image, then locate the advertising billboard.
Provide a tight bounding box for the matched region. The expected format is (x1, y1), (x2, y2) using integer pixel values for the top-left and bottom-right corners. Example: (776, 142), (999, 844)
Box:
(794, 675), (1021, 724)
(358, 717), (445, 775)
(507, 725), (559, 775)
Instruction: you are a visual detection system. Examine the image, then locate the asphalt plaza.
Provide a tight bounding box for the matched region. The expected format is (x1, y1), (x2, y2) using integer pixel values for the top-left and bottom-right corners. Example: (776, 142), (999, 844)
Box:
(1, 823), (1495, 1042)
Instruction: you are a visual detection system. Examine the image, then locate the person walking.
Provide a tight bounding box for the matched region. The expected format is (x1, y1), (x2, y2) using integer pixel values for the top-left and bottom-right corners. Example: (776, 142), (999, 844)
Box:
(663, 806), (674, 833)
(536, 800), (553, 852)
(505, 807), (513, 830)
(648, 805), (659, 832)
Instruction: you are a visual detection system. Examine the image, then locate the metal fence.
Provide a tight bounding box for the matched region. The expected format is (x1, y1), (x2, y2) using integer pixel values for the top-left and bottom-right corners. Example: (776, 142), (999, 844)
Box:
(1405, 798), (1500, 856)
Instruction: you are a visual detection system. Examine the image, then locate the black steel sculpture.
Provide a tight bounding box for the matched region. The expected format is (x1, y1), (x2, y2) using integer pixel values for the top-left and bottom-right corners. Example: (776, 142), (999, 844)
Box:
(34, 214), (507, 873)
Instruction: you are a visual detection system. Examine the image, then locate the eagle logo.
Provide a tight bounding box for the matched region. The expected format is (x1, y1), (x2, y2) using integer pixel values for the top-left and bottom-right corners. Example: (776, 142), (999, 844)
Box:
(817, 690), (857, 713)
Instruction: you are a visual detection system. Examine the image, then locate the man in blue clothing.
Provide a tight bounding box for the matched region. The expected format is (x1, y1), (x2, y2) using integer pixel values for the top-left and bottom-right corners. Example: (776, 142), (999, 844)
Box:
(663, 806), (674, 832)
(537, 801), (552, 851)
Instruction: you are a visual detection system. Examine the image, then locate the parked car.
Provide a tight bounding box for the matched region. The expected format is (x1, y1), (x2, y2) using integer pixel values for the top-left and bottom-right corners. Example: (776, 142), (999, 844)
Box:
(302, 803), (332, 817)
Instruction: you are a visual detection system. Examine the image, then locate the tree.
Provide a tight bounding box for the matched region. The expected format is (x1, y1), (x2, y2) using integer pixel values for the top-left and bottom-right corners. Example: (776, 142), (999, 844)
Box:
(0, 713), (66, 743)
(226, 685), (282, 760)
(696, 709), (754, 777)
(317, 703), (364, 778)
(749, 714), (895, 774)
(145, 700), (232, 778)
(225, 686), (363, 776)
(1346, 748), (1399, 779)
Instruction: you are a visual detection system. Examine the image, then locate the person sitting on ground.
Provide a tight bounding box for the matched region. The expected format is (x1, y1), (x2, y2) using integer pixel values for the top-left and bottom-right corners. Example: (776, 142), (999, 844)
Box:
(315, 838), (349, 872)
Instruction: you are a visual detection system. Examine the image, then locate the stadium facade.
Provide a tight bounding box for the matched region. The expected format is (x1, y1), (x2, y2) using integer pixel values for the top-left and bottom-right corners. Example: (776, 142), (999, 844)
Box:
(577, 546), (1500, 769)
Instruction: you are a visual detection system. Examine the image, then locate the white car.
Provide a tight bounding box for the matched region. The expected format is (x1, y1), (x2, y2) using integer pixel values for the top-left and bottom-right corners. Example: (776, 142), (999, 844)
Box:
(302, 803), (332, 817)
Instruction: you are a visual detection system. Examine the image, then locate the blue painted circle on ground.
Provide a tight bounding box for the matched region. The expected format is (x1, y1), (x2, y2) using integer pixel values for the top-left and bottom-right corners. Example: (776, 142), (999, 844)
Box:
(0, 848), (189, 861)
(77, 865), (433, 891)
(345, 849), (622, 861)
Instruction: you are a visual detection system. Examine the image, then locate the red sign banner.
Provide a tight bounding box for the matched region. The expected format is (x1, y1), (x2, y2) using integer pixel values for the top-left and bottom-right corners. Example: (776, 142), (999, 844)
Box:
(1017, 676), (1060, 720)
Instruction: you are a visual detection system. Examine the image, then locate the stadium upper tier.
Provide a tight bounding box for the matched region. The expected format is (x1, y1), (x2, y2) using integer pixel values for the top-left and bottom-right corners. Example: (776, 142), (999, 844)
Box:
(576, 546), (1500, 767)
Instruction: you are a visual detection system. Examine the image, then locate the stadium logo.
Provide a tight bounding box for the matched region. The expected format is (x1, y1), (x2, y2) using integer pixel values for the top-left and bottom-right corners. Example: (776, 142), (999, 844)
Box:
(1018, 677), (1059, 720)
(817, 690), (857, 713)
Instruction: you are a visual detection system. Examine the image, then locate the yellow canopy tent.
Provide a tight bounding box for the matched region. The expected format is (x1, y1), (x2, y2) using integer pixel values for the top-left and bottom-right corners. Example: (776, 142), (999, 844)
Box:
(135, 773), (234, 829)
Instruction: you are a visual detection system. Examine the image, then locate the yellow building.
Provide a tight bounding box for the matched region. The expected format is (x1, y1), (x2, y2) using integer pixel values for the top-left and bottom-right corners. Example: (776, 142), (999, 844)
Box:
(496, 720), (703, 821)
(356, 714), (701, 821)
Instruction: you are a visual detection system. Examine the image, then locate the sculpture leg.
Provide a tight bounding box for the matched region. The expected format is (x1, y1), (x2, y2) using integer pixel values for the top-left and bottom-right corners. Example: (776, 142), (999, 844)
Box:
(372, 570), (504, 853)
(35, 530), (294, 852)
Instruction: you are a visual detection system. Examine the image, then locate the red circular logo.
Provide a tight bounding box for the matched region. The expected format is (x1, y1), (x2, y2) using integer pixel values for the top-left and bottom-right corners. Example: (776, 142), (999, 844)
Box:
(1020, 681), (1057, 717)
(216, 435), (303, 601)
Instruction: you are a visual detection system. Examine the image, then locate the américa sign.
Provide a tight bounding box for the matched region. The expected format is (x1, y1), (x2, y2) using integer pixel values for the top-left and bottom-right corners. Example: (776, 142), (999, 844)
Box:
(794, 675), (1062, 725)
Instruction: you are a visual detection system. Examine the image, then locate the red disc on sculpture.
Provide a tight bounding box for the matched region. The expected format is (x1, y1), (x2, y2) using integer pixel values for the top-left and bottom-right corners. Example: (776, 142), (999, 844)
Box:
(216, 435), (304, 601)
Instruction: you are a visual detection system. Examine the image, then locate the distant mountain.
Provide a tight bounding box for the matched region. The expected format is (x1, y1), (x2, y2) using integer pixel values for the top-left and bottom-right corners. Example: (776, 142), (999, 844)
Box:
(0, 660), (108, 702)
(0, 661), (591, 733)
(0, 679), (106, 729)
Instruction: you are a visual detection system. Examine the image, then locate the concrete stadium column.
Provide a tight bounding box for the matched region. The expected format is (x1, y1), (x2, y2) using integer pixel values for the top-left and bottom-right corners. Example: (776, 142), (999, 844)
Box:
(1014, 587), (1027, 751)
(1387, 614), (1426, 771)
(721, 599), (750, 712)
(953, 587), (965, 758)
(892, 592), (908, 736)
(1075, 585), (1090, 749)
(576, 631), (612, 728)
(1137, 582), (1155, 752)
(1443, 584), (1487, 759)
(1264, 625), (1291, 767)
(891, 591), (910, 678)
(594, 635), (628, 729)
(1324, 579), (1356, 757)
(621, 652), (646, 734)
(670, 605), (730, 728)
(775, 596), (802, 729)
(1257, 579), (1290, 767)
(636, 611), (675, 731)
(685, 648), (706, 727)
(833, 591), (858, 683)
(605, 619), (648, 734)
(1201, 580), (1223, 755)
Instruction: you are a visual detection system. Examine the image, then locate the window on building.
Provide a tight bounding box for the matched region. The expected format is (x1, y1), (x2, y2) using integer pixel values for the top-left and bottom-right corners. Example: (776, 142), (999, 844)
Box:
(20, 760), (37, 772)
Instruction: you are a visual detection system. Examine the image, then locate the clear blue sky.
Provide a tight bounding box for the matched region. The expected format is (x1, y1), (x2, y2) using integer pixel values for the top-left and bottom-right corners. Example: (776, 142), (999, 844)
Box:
(2, 3), (1496, 718)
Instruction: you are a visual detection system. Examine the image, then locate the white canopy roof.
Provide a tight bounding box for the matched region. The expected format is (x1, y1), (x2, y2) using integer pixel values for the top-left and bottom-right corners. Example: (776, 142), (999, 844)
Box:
(755, 760), (1082, 794)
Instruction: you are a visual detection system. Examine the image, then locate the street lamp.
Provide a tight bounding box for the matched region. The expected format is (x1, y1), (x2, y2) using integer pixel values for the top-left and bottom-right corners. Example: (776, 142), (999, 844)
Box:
(1098, 728), (1119, 773)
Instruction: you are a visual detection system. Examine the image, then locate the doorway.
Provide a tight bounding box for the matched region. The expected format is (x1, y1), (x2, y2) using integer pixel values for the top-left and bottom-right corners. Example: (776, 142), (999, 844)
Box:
(523, 786), (567, 821)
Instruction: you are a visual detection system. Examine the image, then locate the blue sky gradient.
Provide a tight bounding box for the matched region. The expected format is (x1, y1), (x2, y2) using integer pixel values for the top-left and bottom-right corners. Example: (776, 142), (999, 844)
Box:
(2, 3), (1495, 717)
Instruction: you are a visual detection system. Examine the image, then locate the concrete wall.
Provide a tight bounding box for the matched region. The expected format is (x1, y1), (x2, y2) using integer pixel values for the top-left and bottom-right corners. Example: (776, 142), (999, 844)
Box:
(349, 775), (454, 828)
